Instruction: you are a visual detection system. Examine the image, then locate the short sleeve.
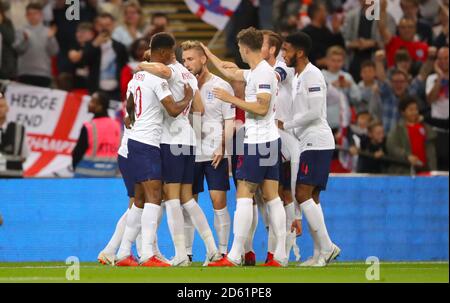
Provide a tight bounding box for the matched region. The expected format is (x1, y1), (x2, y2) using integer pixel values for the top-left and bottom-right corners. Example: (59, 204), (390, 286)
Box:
(275, 66), (288, 82)
(154, 79), (172, 101)
(221, 82), (235, 120)
(303, 71), (325, 98)
(255, 70), (275, 95)
(243, 69), (251, 82)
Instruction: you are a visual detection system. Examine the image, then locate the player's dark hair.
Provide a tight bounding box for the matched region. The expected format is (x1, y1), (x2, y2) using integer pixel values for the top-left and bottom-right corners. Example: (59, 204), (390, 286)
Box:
(150, 32), (176, 52)
(307, 1), (325, 20)
(398, 96), (418, 113)
(285, 31), (312, 57)
(236, 27), (263, 52)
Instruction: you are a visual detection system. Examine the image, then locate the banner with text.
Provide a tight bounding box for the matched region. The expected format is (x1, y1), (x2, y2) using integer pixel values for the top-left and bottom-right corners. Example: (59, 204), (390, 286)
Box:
(4, 82), (120, 177)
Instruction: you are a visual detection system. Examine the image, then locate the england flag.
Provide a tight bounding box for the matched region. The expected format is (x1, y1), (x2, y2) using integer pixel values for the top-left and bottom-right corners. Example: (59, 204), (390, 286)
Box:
(185, 0), (242, 30)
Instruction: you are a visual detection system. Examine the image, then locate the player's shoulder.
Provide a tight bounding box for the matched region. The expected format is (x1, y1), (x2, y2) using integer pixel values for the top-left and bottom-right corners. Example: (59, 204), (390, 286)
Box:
(210, 74), (232, 89)
(301, 63), (325, 82)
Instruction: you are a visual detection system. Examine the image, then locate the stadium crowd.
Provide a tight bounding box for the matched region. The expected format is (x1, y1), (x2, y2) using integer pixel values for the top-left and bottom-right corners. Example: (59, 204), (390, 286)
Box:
(0, 0), (449, 176)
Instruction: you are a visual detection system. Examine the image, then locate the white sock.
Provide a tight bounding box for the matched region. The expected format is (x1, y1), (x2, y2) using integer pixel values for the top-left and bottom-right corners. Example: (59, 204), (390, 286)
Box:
(244, 204), (258, 253)
(267, 204), (276, 254)
(228, 198), (253, 263)
(152, 203), (164, 255)
(135, 232), (142, 257)
(183, 207), (195, 255)
(316, 202), (333, 254)
(309, 221), (320, 258)
(140, 203), (161, 260)
(165, 199), (187, 259)
(267, 197), (287, 262)
(116, 205), (143, 259)
(301, 199), (332, 255)
(183, 199), (217, 254)
(284, 202), (296, 258)
(214, 206), (231, 255)
(103, 209), (128, 255)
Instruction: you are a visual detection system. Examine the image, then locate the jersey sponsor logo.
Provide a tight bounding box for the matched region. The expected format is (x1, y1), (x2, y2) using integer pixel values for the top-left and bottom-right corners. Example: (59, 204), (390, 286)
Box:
(259, 84), (271, 90)
(308, 87), (321, 93)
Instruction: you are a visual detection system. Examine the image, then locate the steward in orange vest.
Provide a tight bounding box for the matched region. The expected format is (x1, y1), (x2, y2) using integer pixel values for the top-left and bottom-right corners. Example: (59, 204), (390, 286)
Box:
(72, 92), (120, 177)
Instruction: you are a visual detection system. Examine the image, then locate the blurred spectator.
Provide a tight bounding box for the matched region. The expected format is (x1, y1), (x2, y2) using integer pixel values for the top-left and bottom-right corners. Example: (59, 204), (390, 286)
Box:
(79, 12), (128, 101)
(0, 2), (17, 80)
(257, 0), (274, 30)
(13, 2), (59, 87)
(6, 0), (30, 31)
(72, 91), (120, 177)
(112, 0), (144, 49)
(347, 110), (371, 171)
(425, 46), (449, 170)
(327, 81), (351, 130)
(386, 96), (437, 174)
(52, 0), (79, 74)
(419, 0), (444, 26)
(0, 92), (30, 178)
(357, 121), (388, 174)
(322, 46), (362, 107)
(301, 1), (345, 68)
(387, 48), (415, 79)
(342, 0), (397, 82)
(432, 3), (449, 49)
(68, 22), (96, 91)
(119, 37), (147, 102)
(144, 12), (170, 41)
(98, 0), (122, 24)
(379, 0), (429, 68)
(400, 0), (433, 44)
(359, 60), (380, 113)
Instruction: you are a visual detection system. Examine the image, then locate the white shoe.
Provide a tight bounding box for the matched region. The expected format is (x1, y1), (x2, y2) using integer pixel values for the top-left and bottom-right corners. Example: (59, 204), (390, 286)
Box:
(298, 256), (319, 267)
(97, 251), (116, 265)
(313, 244), (341, 267)
(170, 256), (191, 267)
(203, 251), (223, 266)
(155, 252), (169, 264)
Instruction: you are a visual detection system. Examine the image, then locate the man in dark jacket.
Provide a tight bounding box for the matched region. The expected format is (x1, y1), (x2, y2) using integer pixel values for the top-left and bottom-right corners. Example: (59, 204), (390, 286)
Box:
(80, 13), (128, 101)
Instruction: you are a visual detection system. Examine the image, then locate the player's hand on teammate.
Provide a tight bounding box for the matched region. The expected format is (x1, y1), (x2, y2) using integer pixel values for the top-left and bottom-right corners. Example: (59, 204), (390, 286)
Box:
(291, 219), (302, 237)
(277, 120), (285, 130)
(184, 84), (194, 101)
(124, 116), (132, 129)
(213, 87), (233, 103)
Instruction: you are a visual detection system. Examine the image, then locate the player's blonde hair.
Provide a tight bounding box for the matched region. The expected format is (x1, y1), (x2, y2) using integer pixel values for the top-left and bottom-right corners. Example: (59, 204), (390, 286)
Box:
(180, 40), (206, 56)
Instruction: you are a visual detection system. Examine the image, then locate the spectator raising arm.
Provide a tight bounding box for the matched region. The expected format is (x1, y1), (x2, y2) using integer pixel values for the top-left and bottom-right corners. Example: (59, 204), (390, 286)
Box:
(378, 0), (392, 46)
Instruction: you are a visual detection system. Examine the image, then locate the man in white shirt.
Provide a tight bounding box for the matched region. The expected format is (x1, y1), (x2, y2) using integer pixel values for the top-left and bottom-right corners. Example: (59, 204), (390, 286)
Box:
(114, 62), (193, 267)
(260, 30), (303, 264)
(138, 33), (221, 266)
(202, 27), (288, 267)
(180, 40), (235, 259)
(279, 31), (340, 267)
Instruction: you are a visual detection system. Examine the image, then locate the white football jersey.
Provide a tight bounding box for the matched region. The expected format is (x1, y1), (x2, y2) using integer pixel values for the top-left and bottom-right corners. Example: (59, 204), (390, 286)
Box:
(274, 60), (295, 123)
(127, 71), (172, 147)
(242, 60), (280, 144)
(118, 126), (130, 158)
(196, 74), (235, 162)
(290, 63), (335, 152)
(160, 61), (199, 146)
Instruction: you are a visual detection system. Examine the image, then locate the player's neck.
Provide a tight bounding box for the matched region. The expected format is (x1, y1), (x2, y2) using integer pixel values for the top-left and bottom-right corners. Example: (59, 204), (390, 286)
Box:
(295, 59), (309, 75)
(266, 56), (276, 67)
(248, 54), (264, 70)
(197, 67), (211, 88)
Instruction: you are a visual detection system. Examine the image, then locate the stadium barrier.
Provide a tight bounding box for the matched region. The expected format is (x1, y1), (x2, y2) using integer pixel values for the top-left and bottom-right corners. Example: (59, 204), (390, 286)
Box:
(0, 175), (448, 262)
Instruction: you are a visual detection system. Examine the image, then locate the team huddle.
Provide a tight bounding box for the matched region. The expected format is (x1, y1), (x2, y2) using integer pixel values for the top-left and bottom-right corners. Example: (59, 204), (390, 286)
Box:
(97, 27), (341, 267)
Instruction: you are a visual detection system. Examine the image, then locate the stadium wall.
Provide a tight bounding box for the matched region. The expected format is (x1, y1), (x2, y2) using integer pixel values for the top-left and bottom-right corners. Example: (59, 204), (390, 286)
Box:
(0, 176), (448, 262)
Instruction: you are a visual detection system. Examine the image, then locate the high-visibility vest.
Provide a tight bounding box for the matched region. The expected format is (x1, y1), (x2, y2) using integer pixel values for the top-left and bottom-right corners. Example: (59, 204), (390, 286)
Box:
(74, 117), (121, 178)
(0, 122), (26, 178)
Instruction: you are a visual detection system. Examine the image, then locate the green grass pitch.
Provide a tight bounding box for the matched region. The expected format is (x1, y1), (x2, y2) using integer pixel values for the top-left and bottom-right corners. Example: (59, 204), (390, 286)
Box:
(0, 262), (448, 283)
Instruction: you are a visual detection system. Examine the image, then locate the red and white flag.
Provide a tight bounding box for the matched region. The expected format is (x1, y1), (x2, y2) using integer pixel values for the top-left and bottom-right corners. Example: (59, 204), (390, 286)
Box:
(4, 82), (121, 177)
(185, 0), (242, 30)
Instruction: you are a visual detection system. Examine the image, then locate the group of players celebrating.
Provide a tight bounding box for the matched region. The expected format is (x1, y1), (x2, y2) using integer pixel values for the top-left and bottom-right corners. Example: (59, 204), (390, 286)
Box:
(97, 27), (341, 267)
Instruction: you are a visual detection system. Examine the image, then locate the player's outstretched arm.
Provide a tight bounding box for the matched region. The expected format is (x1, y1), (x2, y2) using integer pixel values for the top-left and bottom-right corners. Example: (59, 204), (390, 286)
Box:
(213, 88), (271, 116)
(161, 84), (193, 117)
(200, 43), (245, 81)
(138, 62), (172, 79)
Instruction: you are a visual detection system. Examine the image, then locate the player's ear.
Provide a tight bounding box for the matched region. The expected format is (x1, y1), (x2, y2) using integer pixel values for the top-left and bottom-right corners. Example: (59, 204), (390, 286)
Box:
(201, 55), (207, 65)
